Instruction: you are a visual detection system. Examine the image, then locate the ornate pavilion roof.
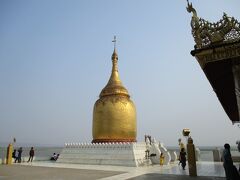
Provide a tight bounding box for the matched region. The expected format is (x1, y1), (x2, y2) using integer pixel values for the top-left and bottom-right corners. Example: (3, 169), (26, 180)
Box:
(187, 0), (240, 123)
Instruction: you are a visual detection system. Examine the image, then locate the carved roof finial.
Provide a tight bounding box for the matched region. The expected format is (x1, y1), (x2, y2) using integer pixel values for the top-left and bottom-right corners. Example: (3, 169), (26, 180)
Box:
(186, 0), (240, 49)
(186, 0), (197, 17)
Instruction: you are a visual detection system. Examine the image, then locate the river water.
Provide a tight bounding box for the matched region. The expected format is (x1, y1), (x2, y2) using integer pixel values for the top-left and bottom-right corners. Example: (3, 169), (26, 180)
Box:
(0, 146), (239, 162)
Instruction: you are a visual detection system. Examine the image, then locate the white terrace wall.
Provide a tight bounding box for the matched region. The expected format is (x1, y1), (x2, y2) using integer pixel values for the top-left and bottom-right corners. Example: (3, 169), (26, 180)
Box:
(57, 142), (148, 167)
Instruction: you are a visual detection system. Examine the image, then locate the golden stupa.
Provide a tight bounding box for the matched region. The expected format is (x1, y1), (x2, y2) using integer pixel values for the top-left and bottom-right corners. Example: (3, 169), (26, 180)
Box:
(92, 37), (137, 143)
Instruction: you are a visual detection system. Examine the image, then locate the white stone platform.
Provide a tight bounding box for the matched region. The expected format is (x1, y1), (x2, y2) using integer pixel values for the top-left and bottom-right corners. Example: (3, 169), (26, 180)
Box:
(57, 142), (149, 167)
(18, 161), (227, 179)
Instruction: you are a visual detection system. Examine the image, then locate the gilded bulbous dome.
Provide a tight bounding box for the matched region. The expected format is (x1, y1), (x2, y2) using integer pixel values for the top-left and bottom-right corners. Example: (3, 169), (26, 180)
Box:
(92, 45), (137, 143)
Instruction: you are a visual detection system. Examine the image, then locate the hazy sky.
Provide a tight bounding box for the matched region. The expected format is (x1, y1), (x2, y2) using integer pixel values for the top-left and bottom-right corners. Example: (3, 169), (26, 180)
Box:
(1, 0), (240, 147)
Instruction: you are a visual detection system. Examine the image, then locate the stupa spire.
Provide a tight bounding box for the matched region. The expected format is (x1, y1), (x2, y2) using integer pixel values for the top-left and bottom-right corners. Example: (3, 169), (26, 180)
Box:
(111, 35), (118, 74)
(99, 36), (129, 97)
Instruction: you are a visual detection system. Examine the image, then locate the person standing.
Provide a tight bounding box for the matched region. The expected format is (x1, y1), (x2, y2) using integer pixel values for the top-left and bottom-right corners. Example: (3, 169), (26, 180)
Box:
(178, 138), (185, 150)
(179, 148), (187, 170)
(17, 147), (22, 163)
(12, 149), (17, 162)
(14, 149), (18, 163)
(160, 153), (164, 166)
(27, 147), (34, 163)
(178, 138), (185, 165)
(222, 143), (240, 180)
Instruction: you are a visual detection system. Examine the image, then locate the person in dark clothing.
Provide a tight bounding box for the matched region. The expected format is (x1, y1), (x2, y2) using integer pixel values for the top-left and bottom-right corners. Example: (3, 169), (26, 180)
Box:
(17, 147), (22, 163)
(14, 149), (18, 163)
(50, 153), (57, 160)
(55, 154), (60, 161)
(27, 147), (34, 162)
(222, 143), (240, 180)
(12, 149), (17, 162)
(179, 148), (187, 170)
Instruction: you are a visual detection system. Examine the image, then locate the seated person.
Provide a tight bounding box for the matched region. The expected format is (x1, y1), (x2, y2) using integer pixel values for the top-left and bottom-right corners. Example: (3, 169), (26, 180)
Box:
(55, 154), (60, 161)
(50, 153), (57, 160)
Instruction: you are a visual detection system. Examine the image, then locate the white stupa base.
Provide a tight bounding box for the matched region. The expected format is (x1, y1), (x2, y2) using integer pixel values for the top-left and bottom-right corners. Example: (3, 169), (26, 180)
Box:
(57, 142), (149, 167)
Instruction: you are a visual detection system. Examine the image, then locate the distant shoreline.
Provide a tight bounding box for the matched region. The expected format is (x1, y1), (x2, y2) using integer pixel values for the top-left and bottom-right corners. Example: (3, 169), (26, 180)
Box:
(1, 146), (237, 150)
(0, 142), (238, 150)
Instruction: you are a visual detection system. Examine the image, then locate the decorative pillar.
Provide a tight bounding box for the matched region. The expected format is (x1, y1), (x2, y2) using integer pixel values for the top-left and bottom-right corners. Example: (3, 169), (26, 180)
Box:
(6, 143), (13, 165)
(187, 137), (197, 176)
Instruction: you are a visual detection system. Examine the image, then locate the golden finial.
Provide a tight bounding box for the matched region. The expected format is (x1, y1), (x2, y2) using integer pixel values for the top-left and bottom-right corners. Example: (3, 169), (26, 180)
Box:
(112, 35), (117, 50)
(111, 35), (118, 60)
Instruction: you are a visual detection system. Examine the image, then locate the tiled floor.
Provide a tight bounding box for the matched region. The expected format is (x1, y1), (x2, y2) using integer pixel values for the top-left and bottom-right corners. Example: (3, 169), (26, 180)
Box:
(17, 161), (230, 179)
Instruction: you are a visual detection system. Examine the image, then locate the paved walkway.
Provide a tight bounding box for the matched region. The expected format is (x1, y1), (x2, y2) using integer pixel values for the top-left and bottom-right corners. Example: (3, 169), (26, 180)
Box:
(0, 161), (229, 179)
